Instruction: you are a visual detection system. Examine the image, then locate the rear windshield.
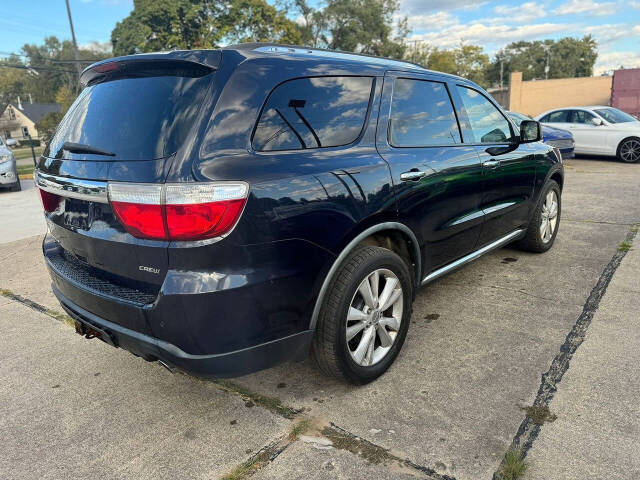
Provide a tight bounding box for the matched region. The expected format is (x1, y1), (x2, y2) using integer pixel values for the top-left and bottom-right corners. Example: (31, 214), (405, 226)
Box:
(48, 72), (213, 160)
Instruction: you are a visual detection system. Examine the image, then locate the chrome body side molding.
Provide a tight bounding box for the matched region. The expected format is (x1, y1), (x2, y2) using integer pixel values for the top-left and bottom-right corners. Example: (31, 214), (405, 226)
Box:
(35, 171), (109, 204)
(421, 229), (524, 285)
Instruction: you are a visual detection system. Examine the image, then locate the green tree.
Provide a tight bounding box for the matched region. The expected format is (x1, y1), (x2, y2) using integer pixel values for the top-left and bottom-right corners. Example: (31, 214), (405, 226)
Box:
(293, 0), (408, 58)
(111, 0), (223, 56)
(405, 43), (489, 87)
(111, 0), (301, 56)
(487, 36), (598, 86)
(220, 0), (301, 44)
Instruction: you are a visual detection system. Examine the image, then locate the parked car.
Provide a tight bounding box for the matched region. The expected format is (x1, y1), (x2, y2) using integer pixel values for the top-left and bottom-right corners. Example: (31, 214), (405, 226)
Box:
(0, 136), (20, 191)
(536, 106), (640, 163)
(508, 111), (574, 159)
(35, 44), (563, 384)
(5, 138), (18, 147)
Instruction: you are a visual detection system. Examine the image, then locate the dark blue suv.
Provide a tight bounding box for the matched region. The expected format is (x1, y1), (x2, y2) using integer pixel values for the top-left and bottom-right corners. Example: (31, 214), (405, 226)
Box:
(35, 44), (563, 383)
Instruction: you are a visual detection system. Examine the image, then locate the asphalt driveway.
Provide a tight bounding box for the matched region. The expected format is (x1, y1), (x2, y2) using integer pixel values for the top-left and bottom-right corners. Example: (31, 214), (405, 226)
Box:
(0, 157), (638, 479)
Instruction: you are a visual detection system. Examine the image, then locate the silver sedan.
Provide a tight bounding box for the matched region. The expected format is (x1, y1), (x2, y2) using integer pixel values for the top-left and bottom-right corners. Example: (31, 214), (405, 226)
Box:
(0, 137), (21, 192)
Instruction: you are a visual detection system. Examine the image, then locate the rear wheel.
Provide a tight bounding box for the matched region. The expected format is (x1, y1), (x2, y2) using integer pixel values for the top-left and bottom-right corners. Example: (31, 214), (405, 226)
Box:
(312, 246), (413, 384)
(617, 138), (640, 163)
(516, 180), (561, 253)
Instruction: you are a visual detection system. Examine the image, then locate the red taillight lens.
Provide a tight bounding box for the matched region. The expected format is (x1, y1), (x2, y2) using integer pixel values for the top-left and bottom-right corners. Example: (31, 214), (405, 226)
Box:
(107, 182), (248, 241)
(111, 202), (166, 239)
(39, 188), (61, 212)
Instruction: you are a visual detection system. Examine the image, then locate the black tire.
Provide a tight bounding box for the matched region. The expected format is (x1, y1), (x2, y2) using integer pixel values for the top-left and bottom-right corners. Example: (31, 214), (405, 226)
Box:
(617, 137), (640, 163)
(516, 180), (561, 253)
(11, 179), (21, 192)
(311, 246), (413, 384)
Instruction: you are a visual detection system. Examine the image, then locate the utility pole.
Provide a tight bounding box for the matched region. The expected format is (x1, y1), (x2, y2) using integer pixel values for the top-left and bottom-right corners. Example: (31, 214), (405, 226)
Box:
(543, 44), (551, 80)
(65, 0), (83, 89)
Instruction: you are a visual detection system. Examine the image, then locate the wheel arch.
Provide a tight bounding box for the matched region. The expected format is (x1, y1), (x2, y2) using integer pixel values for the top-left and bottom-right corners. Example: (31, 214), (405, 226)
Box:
(308, 222), (421, 331)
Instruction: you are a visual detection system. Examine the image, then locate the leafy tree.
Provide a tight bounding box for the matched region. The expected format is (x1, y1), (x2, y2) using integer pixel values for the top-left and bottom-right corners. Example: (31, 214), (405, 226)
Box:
(111, 0), (224, 55)
(293, 0), (408, 58)
(111, 0), (301, 56)
(406, 43), (489, 87)
(220, 0), (301, 44)
(487, 36), (598, 86)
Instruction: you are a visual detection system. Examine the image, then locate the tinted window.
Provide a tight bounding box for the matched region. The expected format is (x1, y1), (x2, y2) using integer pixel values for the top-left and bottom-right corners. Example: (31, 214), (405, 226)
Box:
(542, 110), (570, 123)
(48, 72), (212, 160)
(569, 110), (596, 124)
(389, 78), (460, 147)
(253, 76), (373, 151)
(456, 86), (513, 143)
(594, 107), (636, 123)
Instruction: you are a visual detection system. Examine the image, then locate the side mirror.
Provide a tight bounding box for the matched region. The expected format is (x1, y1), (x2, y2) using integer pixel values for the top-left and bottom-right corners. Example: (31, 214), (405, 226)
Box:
(519, 120), (542, 143)
(590, 117), (604, 126)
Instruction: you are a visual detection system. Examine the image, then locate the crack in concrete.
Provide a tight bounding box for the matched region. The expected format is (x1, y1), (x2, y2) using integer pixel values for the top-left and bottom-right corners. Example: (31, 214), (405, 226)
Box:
(563, 218), (639, 226)
(0, 288), (73, 325)
(323, 423), (456, 480)
(492, 224), (639, 479)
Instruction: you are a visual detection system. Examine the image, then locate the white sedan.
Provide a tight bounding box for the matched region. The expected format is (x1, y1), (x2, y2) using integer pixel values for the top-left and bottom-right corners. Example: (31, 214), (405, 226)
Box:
(535, 106), (640, 163)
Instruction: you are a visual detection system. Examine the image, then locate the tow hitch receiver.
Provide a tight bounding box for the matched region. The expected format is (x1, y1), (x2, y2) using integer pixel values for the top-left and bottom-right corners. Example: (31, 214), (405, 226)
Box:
(74, 320), (116, 347)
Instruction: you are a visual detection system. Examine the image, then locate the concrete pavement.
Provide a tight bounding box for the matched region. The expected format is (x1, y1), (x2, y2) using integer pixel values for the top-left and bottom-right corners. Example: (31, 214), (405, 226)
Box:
(0, 157), (639, 480)
(524, 232), (640, 480)
(0, 179), (47, 244)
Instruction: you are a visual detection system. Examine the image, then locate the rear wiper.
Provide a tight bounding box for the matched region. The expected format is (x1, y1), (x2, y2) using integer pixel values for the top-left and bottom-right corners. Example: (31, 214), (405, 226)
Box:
(58, 142), (116, 157)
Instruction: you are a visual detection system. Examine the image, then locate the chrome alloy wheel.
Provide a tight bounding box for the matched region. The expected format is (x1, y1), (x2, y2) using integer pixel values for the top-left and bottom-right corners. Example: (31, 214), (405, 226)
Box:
(346, 268), (403, 367)
(540, 190), (559, 243)
(620, 139), (640, 163)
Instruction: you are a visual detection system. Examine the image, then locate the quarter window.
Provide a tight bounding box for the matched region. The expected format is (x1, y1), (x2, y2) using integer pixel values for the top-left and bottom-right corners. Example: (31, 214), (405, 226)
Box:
(456, 86), (513, 143)
(253, 76), (373, 151)
(389, 78), (461, 147)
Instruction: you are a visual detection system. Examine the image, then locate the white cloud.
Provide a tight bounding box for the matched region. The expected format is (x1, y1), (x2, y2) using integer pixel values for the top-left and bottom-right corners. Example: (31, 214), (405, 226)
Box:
(595, 51), (640, 74)
(585, 24), (638, 45)
(409, 22), (573, 49)
(492, 2), (546, 23)
(554, 0), (617, 16)
(79, 41), (112, 54)
(406, 11), (459, 30)
(630, 0), (640, 7)
(400, 0), (486, 14)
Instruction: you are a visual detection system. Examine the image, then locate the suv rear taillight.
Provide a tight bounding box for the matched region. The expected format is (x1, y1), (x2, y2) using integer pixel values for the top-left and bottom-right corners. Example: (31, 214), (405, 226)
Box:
(39, 189), (61, 212)
(107, 182), (249, 241)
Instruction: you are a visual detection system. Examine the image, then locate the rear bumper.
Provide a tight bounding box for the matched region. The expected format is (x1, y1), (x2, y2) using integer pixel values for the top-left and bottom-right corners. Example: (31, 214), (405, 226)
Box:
(54, 284), (313, 378)
(43, 233), (331, 377)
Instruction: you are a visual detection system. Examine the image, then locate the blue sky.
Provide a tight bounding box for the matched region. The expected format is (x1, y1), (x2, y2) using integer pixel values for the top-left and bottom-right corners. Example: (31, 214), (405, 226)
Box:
(0, 0), (638, 74)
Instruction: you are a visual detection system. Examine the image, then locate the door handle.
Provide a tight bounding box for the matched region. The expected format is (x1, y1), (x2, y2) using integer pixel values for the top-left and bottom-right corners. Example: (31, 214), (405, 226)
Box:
(400, 170), (427, 182)
(482, 159), (500, 168)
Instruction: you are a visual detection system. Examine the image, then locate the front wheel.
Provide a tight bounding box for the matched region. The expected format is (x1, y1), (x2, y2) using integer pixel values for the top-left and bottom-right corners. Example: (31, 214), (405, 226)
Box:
(617, 138), (640, 163)
(516, 180), (561, 253)
(311, 246), (413, 384)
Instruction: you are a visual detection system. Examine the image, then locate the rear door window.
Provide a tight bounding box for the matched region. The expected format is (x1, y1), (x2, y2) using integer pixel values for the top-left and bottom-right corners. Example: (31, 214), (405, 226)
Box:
(389, 78), (461, 147)
(455, 86), (514, 143)
(48, 68), (213, 160)
(543, 110), (570, 123)
(252, 76), (374, 151)
(569, 110), (596, 124)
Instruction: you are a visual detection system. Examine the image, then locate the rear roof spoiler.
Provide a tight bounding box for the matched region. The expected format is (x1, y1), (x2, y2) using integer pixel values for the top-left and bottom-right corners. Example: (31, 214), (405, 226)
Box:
(80, 50), (221, 87)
